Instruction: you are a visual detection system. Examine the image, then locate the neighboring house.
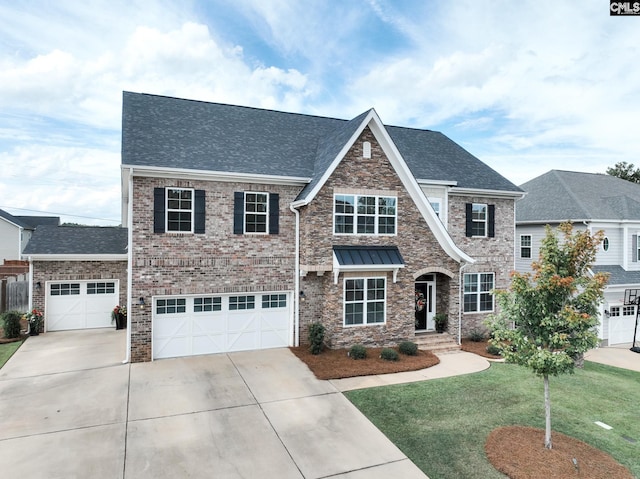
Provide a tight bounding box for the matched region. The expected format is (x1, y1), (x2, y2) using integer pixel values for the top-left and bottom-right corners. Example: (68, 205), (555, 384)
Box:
(0, 209), (60, 263)
(516, 169), (640, 346)
(121, 92), (523, 362)
(22, 225), (127, 331)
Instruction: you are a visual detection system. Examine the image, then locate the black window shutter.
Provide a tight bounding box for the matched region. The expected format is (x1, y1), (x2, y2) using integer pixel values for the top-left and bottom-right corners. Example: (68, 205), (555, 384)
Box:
(633, 235), (638, 262)
(194, 189), (205, 234)
(465, 203), (473, 237)
(153, 187), (165, 233)
(488, 204), (495, 238)
(269, 193), (279, 234)
(233, 192), (244, 234)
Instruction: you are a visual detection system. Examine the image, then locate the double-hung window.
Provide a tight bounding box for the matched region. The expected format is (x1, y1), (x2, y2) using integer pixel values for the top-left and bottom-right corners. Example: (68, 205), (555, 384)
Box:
(334, 194), (397, 235)
(166, 188), (194, 232)
(520, 235), (532, 259)
(344, 277), (386, 326)
(463, 273), (495, 313)
(154, 187), (205, 234)
(244, 192), (268, 233)
(465, 203), (495, 238)
(233, 192), (279, 234)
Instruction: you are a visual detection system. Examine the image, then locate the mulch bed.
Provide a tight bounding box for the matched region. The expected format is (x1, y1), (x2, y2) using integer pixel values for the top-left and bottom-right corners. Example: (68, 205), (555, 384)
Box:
(486, 426), (633, 479)
(460, 338), (502, 359)
(290, 346), (439, 380)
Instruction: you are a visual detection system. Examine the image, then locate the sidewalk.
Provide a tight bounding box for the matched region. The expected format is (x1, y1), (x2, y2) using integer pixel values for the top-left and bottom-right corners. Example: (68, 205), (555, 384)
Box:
(330, 351), (491, 391)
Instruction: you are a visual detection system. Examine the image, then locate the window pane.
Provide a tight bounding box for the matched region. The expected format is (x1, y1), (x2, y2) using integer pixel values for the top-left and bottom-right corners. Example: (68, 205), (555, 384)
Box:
(378, 217), (395, 234)
(335, 195), (355, 214)
(335, 216), (354, 234)
(378, 197), (396, 215)
(464, 274), (478, 293)
(472, 204), (486, 220)
(345, 303), (364, 325)
(356, 216), (375, 234)
(367, 302), (385, 323)
(464, 294), (477, 312)
(357, 196), (376, 214)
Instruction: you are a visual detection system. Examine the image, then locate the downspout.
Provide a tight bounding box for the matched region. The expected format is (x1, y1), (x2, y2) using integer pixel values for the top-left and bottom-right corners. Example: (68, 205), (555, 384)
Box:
(289, 202), (301, 347)
(123, 168), (134, 364)
(27, 256), (33, 335)
(458, 261), (471, 345)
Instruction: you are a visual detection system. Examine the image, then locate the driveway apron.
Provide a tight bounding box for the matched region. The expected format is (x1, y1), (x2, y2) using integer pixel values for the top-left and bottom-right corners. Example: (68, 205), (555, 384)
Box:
(0, 329), (427, 479)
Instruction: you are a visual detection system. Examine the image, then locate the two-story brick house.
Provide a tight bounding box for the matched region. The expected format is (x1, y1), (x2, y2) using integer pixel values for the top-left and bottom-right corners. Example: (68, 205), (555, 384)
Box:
(122, 92), (523, 362)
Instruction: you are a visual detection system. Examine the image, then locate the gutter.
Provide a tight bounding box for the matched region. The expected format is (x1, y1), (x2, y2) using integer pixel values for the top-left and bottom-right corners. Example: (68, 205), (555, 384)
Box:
(289, 202), (301, 347)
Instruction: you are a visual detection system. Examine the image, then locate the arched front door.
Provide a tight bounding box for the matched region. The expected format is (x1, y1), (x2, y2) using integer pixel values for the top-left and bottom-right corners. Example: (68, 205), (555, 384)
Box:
(415, 274), (436, 331)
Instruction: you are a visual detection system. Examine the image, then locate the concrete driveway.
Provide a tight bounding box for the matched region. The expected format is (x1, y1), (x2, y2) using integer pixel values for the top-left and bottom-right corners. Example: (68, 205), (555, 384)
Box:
(0, 329), (427, 479)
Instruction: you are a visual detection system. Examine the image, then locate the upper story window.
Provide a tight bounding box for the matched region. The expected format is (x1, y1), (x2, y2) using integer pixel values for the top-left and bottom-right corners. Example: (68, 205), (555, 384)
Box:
(602, 237), (609, 252)
(429, 198), (442, 217)
(334, 194), (397, 235)
(520, 235), (532, 258)
(154, 187), (205, 234)
(465, 203), (495, 238)
(234, 192), (279, 235)
(463, 272), (494, 313)
(166, 188), (193, 232)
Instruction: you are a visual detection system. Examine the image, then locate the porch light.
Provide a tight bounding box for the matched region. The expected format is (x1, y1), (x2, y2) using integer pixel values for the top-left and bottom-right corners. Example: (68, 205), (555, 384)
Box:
(35, 281), (41, 291)
(138, 297), (145, 309)
(299, 290), (306, 301)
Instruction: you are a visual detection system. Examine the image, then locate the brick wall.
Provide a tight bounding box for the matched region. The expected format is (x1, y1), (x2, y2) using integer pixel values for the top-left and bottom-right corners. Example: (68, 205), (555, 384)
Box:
(448, 195), (516, 336)
(130, 176), (300, 361)
(298, 127), (462, 348)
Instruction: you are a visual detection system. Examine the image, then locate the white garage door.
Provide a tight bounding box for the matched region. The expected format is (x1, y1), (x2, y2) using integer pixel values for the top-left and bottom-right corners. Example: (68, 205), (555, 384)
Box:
(46, 281), (119, 331)
(609, 305), (640, 345)
(153, 292), (291, 359)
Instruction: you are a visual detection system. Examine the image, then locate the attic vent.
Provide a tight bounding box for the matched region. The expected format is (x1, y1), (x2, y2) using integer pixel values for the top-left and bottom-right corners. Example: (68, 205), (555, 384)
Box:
(363, 141), (371, 159)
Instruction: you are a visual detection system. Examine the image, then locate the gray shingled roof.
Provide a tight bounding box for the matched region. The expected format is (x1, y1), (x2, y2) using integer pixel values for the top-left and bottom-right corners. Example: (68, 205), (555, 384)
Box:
(22, 225), (127, 255)
(517, 170), (640, 223)
(592, 265), (640, 286)
(333, 246), (405, 266)
(0, 209), (33, 229)
(14, 215), (60, 228)
(122, 92), (521, 194)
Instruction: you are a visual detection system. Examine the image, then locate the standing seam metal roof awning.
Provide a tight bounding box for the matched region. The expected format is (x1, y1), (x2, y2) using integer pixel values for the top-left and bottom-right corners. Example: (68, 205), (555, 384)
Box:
(332, 246), (405, 284)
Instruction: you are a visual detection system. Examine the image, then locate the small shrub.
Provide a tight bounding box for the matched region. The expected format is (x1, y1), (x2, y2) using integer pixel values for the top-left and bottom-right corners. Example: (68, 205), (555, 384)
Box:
(349, 344), (367, 360)
(380, 348), (399, 361)
(1, 310), (23, 339)
(468, 328), (485, 342)
(308, 322), (325, 355)
(486, 343), (502, 356)
(398, 341), (418, 356)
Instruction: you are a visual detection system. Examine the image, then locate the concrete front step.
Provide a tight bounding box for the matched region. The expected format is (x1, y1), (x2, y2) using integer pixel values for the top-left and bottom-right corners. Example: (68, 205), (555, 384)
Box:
(414, 332), (460, 353)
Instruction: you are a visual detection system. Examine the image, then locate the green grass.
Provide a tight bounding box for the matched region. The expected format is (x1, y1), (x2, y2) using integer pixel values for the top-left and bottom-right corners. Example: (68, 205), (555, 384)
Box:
(345, 361), (640, 479)
(0, 341), (22, 369)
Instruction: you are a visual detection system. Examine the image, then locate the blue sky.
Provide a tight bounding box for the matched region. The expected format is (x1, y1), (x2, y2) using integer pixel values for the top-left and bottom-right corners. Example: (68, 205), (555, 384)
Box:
(1, 0), (639, 225)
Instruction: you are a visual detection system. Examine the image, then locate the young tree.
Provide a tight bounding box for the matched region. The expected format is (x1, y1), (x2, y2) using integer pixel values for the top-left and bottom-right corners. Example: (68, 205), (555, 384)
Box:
(486, 222), (609, 449)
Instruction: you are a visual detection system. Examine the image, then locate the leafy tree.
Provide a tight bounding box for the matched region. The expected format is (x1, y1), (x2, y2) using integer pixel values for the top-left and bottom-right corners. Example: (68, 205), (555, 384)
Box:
(486, 222), (608, 449)
(606, 161), (640, 183)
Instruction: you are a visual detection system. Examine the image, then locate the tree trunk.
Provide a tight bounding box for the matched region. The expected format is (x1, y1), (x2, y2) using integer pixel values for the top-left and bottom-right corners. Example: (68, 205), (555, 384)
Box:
(544, 374), (552, 449)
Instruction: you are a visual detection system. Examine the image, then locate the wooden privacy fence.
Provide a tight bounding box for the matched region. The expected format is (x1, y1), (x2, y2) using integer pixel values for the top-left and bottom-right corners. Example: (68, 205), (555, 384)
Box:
(1, 274), (29, 313)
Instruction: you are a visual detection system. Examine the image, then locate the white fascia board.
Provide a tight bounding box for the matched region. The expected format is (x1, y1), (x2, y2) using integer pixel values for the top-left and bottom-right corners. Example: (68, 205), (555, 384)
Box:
(24, 254), (128, 261)
(366, 115), (474, 264)
(121, 164), (310, 187)
(450, 187), (525, 199)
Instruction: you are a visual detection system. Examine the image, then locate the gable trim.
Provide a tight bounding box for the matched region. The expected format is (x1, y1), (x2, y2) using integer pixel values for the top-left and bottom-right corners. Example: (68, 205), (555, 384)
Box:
(295, 110), (474, 264)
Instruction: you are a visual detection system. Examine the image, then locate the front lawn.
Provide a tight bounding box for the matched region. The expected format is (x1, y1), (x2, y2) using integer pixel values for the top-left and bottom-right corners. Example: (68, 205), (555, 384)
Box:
(0, 341), (22, 369)
(345, 361), (640, 479)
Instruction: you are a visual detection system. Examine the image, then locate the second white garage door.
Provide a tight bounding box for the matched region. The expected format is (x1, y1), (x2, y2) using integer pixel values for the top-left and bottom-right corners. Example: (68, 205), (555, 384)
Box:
(609, 306), (640, 345)
(153, 292), (291, 359)
(46, 280), (119, 331)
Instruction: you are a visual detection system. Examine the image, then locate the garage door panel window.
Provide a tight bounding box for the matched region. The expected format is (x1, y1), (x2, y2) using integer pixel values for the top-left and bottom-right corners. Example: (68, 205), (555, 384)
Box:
(262, 294), (287, 308)
(194, 297), (222, 312)
(50, 283), (80, 295)
(229, 295), (255, 310)
(87, 282), (115, 294)
(157, 298), (187, 314)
